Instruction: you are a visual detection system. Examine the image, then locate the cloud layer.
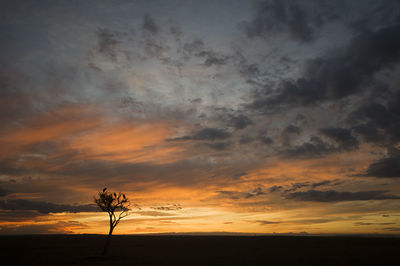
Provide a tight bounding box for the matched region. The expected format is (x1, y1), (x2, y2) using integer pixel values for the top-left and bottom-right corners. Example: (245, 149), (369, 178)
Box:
(0, 0), (399, 235)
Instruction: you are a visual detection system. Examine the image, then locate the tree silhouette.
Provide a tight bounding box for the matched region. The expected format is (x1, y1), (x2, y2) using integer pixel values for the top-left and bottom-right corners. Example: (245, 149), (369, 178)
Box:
(94, 188), (130, 255)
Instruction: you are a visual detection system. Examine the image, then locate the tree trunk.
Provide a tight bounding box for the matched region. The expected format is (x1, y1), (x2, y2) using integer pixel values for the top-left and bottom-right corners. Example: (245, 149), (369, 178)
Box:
(102, 226), (114, 255)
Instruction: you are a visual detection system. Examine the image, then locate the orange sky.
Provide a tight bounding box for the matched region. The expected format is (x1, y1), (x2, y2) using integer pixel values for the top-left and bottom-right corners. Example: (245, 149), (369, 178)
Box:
(1, 103), (399, 235)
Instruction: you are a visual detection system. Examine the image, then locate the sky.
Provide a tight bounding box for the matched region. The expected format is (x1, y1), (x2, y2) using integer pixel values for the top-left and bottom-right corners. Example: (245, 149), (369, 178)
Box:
(1, 0), (400, 235)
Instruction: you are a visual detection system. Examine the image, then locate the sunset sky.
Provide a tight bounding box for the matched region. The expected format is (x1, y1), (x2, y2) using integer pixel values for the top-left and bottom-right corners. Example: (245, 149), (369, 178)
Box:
(1, 0), (400, 235)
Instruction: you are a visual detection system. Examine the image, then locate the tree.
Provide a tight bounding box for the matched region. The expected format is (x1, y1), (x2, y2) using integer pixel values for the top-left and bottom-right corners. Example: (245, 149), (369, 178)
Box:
(94, 188), (130, 255)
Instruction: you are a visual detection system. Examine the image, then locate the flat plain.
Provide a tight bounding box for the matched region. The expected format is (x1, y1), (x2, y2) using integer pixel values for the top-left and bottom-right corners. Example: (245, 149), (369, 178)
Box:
(0, 234), (399, 265)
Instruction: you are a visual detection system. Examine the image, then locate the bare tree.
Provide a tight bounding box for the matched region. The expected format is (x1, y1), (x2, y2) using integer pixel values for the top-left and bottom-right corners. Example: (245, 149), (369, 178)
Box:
(94, 188), (130, 255)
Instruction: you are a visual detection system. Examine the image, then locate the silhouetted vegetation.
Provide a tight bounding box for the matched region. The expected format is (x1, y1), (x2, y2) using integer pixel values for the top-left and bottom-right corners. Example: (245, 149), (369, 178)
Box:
(94, 188), (130, 255)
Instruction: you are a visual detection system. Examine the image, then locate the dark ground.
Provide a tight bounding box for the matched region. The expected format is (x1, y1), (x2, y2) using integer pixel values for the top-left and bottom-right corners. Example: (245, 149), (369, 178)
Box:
(0, 234), (399, 265)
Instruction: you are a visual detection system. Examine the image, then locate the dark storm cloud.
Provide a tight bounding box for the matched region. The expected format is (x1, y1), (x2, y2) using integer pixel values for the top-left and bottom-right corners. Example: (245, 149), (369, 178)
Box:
(348, 103), (396, 131)
(168, 128), (231, 141)
(352, 123), (383, 143)
(348, 93), (400, 144)
(249, 24), (400, 111)
(320, 127), (359, 151)
(283, 136), (335, 159)
(0, 199), (99, 214)
(364, 150), (400, 178)
(229, 115), (252, 130)
(282, 127), (359, 159)
(242, 0), (320, 42)
(286, 190), (400, 202)
(348, 0), (400, 32)
(142, 14), (159, 34)
(281, 125), (301, 145)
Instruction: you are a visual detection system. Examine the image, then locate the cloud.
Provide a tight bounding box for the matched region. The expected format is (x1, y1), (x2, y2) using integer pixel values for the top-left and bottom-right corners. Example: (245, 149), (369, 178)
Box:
(1, 0), (400, 235)
(233, 172), (247, 180)
(168, 128), (231, 141)
(284, 182), (309, 193)
(283, 136), (335, 159)
(249, 24), (400, 111)
(352, 123), (383, 143)
(354, 222), (395, 226)
(217, 187), (265, 200)
(282, 127), (359, 159)
(238, 62), (260, 79)
(256, 220), (281, 225)
(383, 227), (400, 232)
(229, 115), (252, 130)
(283, 125), (301, 135)
(320, 127), (359, 151)
(0, 199), (99, 214)
(285, 190), (400, 202)
(364, 151), (400, 178)
(134, 211), (174, 217)
(206, 142), (231, 151)
(258, 135), (273, 145)
(183, 39), (205, 55)
(96, 28), (125, 61)
(273, 180), (334, 194)
(142, 14), (159, 34)
(200, 51), (228, 67)
(182, 39), (228, 66)
(0, 210), (42, 222)
(0, 221), (87, 234)
(348, 94), (400, 144)
(269, 185), (282, 192)
(239, 136), (255, 144)
(255, 218), (341, 225)
(311, 180), (331, 188)
(242, 0), (325, 42)
(281, 125), (301, 145)
(151, 204), (182, 211)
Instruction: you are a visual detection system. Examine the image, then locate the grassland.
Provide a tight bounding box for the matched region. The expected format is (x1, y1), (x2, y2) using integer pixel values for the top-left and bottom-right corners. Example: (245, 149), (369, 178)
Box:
(0, 234), (399, 265)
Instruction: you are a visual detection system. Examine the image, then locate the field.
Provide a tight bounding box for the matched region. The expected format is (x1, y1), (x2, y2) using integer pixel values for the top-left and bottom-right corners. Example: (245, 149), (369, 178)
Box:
(0, 234), (399, 265)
